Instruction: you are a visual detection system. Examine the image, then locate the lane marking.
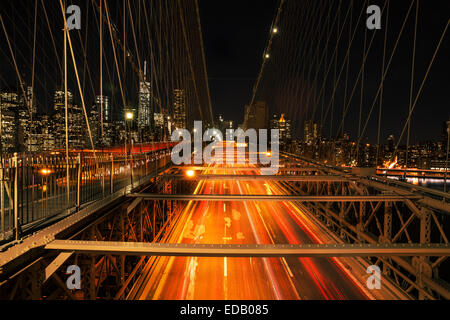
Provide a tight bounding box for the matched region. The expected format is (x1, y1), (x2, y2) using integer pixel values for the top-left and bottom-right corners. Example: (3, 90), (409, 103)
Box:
(224, 257), (228, 277)
(257, 211), (274, 243)
(281, 257), (294, 278)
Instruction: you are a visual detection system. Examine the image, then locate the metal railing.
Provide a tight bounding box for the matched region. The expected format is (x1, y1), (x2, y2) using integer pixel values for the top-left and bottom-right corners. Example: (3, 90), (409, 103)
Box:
(0, 148), (172, 242)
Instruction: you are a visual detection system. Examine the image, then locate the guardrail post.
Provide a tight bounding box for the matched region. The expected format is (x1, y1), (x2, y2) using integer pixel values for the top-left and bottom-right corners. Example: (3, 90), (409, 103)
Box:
(13, 153), (19, 240)
(0, 159), (4, 240)
(76, 153), (81, 211)
(145, 154), (148, 176)
(110, 153), (114, 195)
(101, 155), (105, 197)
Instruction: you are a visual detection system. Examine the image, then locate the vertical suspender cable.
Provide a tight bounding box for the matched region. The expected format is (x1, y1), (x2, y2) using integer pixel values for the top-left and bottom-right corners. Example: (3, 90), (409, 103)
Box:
(405, 0), (419, 173)
(64, 24), (70, 205)
(100, 0), (103, 140)
(376, 0), (390, 167)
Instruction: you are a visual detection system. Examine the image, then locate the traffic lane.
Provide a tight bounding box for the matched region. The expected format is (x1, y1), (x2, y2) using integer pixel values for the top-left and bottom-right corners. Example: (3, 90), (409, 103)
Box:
(149, 182), (277, 299)
(251, 181), (368, 299)
(232, 181), (342, 299)
(184, 180), (297, 299)
(226, 179), (367, 299)
(142, 168), (367, 300)
(147, 177), (299, 299)
(132, 180), (209, 299)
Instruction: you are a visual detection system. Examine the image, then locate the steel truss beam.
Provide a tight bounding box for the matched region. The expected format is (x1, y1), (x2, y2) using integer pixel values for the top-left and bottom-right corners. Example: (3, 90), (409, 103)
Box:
(45, 240), (450, 257)
(127, 193), (420, 202)
(163, 174), (349, 182)
(172, 166), (321, 172)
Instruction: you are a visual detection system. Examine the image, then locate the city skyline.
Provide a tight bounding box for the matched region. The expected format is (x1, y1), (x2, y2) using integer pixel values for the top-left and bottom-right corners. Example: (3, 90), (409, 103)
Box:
(0, 1), (449, 144)
(0, 0), (449, 305)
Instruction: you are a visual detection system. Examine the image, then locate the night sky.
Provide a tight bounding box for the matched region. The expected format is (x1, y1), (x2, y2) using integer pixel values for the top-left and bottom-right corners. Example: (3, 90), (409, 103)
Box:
(198, 0), (450, 142)
(0, 0), (449, 143)
(198, 0), (279, 125)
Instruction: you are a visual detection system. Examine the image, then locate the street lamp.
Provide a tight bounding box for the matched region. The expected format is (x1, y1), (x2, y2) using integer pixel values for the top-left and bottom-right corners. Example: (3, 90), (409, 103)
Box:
(186, 169), (195, 178)
(39, 167), (52, 215)
(125, 111), (134, 121)
(124, 110), (135, 187)
(124, 110), (134, 156)
(39, 168), (52, 175)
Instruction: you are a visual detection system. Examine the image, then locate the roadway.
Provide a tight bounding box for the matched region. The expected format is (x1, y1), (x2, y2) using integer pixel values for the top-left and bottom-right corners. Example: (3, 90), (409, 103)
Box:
(127, 160), (403, 300)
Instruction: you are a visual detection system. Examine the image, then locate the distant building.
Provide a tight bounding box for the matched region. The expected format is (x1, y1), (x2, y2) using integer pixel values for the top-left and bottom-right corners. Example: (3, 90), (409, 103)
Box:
(53, 90), (84, 150)
(0, 89), (35, 153)
(270, 113), (291, 149)
(88, 107), (100, 147)
(138, 62), (152, 142)
(153, 113), (165, 141)
(244, 101), (268, 130)
(53, 90), (72, 149)
(304, 120), (318, 144)
(387, 135), (395, 152)
(95, 95), (110, 123)
(0, 107), (16, 154)
(32, 114), (55, 152)
(26, 86), (37, 115)
(173, 89), (186, 130)
(110, 120), (126, 145)
(138, 81), (151, 141)
(218, 114), (234, 133)
(93, 95), (113, 147)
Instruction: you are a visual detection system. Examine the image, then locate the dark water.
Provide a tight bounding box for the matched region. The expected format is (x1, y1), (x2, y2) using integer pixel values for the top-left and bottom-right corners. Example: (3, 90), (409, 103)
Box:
(387, 176), (450, 193)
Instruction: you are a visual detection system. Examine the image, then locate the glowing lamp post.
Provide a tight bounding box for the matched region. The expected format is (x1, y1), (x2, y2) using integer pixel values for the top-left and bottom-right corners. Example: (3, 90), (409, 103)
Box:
(40, 168), (51, 176)
(39, 168), (51, 193)
(124, 110), (134, 156)
(125, 110), (134, 187)
(39, 167), (52, 216)
(125, 111), (134, 121)
(186, 169), (195, 178)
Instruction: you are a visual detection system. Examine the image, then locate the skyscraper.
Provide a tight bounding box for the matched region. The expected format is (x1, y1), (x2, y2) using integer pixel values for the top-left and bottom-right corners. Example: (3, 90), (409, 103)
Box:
(95, 95), (110, 123)
(0, 90), (30, 152)
(304, 120), (318, 144)
(387, 135), (395, 152)
(53, 90), (72, 149)
(53, 90), (84, 150)
(94, 95), (111, 147)
(173, 89), (186, 130)
(88, 107), (100, 147)
(153, 113), (165, 141)
(0, 92), (17, 154)
(244, 101), (268, 130)
(138, 61), (152, 142)
(270, 113), (291, 149)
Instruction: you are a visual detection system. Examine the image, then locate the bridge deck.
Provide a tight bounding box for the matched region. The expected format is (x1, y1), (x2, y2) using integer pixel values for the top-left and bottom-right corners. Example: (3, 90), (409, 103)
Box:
(127, 193), (421, 202)
(164, 174), (349, 181)
(45, 240), (450, 257)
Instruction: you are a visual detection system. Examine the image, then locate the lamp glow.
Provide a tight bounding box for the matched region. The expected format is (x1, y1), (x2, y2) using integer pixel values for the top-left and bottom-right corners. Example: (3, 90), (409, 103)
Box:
(186, 170), (195, 178)
(125, 111), (134, 120)
(40, 168), (51, 175)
